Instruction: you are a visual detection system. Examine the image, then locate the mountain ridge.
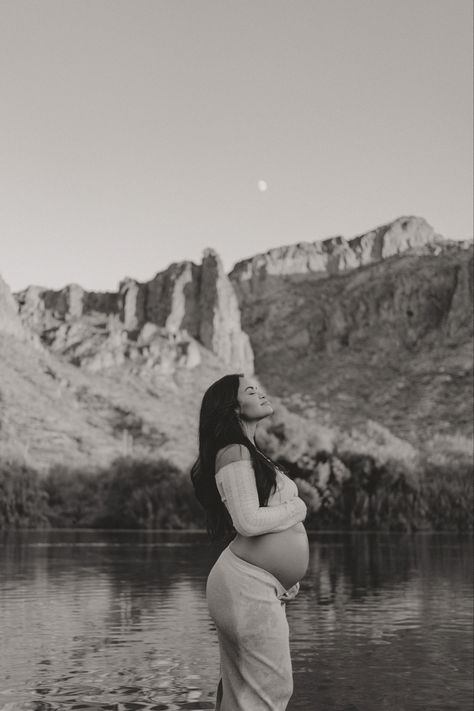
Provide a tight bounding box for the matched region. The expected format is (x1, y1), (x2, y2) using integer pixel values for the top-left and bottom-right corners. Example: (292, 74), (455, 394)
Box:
(1, 215), (472, 471)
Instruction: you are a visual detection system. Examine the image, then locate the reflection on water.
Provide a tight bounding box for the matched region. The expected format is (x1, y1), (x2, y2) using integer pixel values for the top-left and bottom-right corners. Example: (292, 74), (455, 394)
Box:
(0, 530), (472, 711)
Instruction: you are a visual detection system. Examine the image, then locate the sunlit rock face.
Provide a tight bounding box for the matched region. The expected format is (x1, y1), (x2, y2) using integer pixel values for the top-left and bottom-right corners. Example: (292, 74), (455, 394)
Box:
(118, 277), (147, 332)
(199, 248), (254, 375)
(229, 216), (443, 300)
(16, 284), (119, 329)
(114, 251), (253, 373)
(146, 261), (200, 335)
(0, 273), (26, 339)
(0, 274), (43, 349)
(12, 250), (254, 375)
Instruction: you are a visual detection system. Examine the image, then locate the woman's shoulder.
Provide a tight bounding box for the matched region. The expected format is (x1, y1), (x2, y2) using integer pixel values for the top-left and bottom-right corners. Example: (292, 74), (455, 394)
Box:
(215, 443), (251, 471)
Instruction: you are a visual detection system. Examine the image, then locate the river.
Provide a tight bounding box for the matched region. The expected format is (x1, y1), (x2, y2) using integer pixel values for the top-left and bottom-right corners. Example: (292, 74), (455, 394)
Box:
(0, 530), (472, 711)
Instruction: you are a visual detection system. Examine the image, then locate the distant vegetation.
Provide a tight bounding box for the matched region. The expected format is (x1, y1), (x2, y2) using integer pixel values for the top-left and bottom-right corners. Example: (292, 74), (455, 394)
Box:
(1, 427), (472, 531)
(0, 461), (49, 528)
(43, 457), (203, 530)
(300, 445), (473, 533)
(296, 425), (473, 533)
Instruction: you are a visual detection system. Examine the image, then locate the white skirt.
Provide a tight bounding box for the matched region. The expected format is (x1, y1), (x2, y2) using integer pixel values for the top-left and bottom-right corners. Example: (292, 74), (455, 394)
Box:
(206, 544), (300, 711)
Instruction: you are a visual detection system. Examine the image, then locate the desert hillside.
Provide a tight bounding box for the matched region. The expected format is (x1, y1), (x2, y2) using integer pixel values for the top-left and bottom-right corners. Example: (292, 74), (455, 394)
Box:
(229, 217), (473, 444)
(0, 215), (472, 476)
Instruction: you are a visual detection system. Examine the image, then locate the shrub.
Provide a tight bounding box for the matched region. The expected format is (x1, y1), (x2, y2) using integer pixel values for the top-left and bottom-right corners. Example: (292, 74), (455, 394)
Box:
(41, 456), (205, 530)
(0, 461), (49, 528)
(418, 435), (473, 531)
(94, 456), (204, 529)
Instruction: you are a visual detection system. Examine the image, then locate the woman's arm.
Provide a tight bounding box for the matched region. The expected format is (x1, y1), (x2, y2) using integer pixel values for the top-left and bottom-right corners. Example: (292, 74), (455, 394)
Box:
(215, 459), (307, 536)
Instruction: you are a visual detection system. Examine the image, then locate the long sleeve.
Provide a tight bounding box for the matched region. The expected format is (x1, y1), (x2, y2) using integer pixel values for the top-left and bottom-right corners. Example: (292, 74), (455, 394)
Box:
(215, 459), (307, 536)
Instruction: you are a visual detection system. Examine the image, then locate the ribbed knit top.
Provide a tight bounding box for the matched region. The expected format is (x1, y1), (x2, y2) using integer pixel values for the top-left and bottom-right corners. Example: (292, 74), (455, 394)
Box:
(215, 460), (307, 537)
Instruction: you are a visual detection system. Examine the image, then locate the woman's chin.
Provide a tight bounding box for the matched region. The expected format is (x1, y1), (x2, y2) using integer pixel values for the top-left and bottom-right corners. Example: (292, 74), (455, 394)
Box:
(260, 403), (274, 417)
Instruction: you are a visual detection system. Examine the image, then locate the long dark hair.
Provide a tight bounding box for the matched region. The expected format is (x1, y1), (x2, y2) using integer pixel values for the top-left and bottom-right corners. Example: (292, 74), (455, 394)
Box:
(190, 373), (284, 544)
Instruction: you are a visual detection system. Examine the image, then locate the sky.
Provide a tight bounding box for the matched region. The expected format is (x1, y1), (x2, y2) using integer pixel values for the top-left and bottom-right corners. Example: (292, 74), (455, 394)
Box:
(1, 0), (472, 293)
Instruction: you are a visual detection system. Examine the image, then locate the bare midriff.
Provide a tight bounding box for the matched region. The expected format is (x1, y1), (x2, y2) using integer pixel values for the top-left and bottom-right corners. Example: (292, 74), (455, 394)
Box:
(229, 521), (309, 591)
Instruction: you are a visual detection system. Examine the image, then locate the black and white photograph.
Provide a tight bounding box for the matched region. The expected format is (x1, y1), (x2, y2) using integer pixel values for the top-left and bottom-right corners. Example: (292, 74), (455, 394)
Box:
(0, 1), (472, 710)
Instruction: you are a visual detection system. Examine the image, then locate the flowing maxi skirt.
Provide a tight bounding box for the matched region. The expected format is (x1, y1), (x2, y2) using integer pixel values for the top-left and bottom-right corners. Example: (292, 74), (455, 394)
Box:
(206, 544), (301, 711)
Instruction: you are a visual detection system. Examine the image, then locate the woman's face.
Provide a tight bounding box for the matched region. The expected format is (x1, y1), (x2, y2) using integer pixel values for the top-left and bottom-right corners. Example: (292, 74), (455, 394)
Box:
(236, 376), (274, 421)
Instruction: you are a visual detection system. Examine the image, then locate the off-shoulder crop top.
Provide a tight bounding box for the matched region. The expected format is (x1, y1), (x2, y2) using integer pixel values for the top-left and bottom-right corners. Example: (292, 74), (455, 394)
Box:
(215, 460), (307, 537)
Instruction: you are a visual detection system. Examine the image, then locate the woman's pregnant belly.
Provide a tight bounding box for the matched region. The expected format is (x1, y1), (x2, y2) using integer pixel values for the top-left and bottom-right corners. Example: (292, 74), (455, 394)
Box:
(229, 522), (309, 591)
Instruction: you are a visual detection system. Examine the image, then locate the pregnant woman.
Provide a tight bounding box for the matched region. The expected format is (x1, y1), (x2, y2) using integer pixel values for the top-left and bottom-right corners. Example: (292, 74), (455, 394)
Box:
(190, 373), (311, 711)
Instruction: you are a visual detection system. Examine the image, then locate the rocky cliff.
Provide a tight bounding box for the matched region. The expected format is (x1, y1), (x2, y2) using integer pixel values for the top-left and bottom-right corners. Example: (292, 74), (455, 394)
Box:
(14, 248), (254, 376)
(0, 248), (255, 471)
(1, 215), (472, 471)
(229, 216), (449, 300)
(0, 274), (42, 347)
(229, 227), (472, 442)
(0, 273), (25, 339)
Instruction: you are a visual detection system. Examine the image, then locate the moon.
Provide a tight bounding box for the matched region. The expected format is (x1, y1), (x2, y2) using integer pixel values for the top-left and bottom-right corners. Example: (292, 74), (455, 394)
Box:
(257, 180), (268, 192)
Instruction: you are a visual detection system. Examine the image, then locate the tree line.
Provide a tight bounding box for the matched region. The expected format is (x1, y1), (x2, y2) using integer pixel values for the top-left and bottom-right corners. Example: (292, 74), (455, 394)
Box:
(0, 448), (471, 531)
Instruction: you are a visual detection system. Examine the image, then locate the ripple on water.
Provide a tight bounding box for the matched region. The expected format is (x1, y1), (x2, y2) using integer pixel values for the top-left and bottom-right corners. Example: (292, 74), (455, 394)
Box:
(0, 532), (472, 711)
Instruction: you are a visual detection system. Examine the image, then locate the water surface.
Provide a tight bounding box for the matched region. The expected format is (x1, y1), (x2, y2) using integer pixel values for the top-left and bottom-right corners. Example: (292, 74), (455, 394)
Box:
(0, 530), (472, 711)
